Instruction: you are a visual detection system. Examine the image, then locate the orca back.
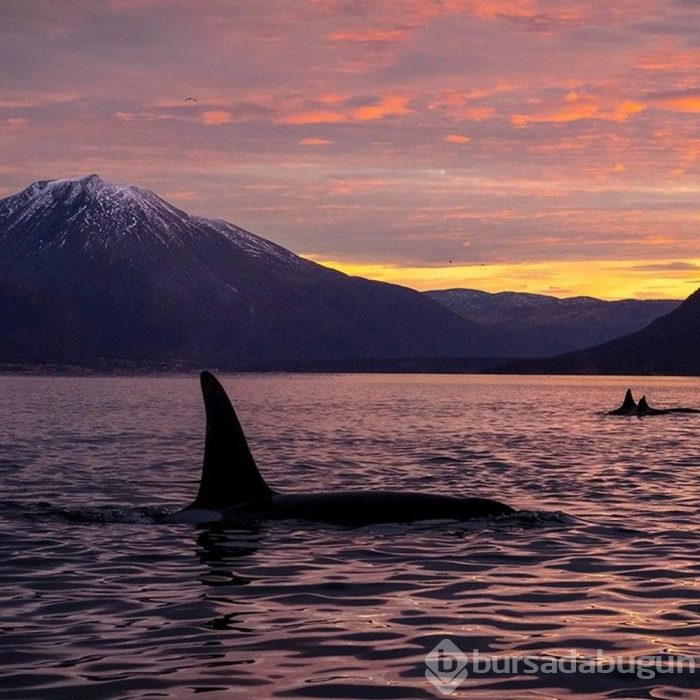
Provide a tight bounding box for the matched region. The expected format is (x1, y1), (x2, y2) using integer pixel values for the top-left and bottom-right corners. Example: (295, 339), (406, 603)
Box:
(609, 388), (636, 415)
(189, 371), (272, 509)
(636, 395), (650, 415)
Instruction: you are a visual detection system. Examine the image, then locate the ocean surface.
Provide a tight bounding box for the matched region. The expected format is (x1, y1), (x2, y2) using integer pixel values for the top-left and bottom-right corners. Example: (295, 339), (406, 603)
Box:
(1, 373), (700, 699)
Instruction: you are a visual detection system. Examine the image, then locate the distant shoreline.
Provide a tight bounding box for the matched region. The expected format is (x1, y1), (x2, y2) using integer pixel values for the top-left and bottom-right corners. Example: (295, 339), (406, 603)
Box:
(0, 357), (509, 376)
(1, 357), (698, 377)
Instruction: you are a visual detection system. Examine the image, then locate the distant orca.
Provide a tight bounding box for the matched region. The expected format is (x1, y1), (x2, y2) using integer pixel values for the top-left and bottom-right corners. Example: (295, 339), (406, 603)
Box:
(166, 372), (515, 526)
(609, 389), (700, 417)
(635, 395), (700, 417)
(608, 388), (637, 415)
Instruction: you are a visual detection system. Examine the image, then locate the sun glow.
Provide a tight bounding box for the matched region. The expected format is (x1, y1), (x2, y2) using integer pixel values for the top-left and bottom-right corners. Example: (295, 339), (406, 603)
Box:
(307, 258), (700, 300)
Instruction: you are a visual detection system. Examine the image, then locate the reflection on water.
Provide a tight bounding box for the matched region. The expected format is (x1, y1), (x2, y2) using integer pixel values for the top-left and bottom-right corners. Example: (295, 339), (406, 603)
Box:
(1, 373), (700, 698)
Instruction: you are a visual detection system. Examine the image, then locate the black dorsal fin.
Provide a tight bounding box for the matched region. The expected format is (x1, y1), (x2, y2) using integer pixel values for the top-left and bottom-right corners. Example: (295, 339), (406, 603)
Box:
(191, 371), (272, 509)
(621, 388), (636, 412)
(637, 395), (650, 414)
(609, 388), (636, 414)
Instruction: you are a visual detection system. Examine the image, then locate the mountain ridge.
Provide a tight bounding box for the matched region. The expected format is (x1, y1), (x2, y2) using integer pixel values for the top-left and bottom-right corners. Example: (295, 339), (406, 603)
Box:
(492, 287), (700, 375)
(427, 287), (680, 355)
(0, 175), (520, 366)
(1, 175), (691, 371)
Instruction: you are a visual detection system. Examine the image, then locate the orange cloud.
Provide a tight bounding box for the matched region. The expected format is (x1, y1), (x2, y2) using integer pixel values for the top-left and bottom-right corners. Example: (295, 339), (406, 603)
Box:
(352, 94), (412, 121)
(298, 137), (333, 145)
(279, 109), (346, 125)
(327, 27), (413, 43)
(279, 94), (412, 124)
(512, 94), (646, 125)
(511, 101), (598, 125)
(164, 190), (202, 201)
(444, 134), (470, 144)
(471, 0), (536, 18)
(201, 110), (232, 125)
(428, 89), (502, 121)
(636, 42), (700, 73)
(612, 101), (646, 119)
(659, 95), (700, 113)
(460, 105), (496, 121)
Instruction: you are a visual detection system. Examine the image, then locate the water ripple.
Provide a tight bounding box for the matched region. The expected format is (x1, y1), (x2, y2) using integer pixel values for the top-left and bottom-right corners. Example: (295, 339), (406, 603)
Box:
(1, 373), (700, 698)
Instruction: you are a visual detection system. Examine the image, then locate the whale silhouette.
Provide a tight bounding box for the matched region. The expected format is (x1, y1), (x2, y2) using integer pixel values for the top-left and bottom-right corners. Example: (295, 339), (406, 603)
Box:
(608, 388), (637, 415)
(635, 395), (700, 416)
(608, 389), (700, 417)
(166, 372), (515, 525)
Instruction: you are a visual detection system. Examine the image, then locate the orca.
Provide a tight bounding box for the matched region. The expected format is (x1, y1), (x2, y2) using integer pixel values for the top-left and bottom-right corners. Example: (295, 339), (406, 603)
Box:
(635, 395), (700, 417)
(166, 372), (515, 526)
(608, 388), (637, 415)
(636, 395), (660, 416)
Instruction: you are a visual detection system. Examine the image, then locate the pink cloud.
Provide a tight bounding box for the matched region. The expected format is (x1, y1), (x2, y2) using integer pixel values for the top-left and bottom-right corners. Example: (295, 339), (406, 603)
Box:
(512, 93), (646, 125)
(444, 134), (470, 144)
(298, 137), (333, 145)
(200, 110), (232, 126)
(4, 118), (29, 128)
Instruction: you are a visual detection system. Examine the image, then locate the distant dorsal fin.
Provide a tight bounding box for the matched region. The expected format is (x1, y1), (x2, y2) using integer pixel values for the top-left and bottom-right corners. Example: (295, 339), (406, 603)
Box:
(609, 388), (636, 414)
(621, 388), (636, 412)
(190, 371), (272, 509)
(637, 395), (649, 413)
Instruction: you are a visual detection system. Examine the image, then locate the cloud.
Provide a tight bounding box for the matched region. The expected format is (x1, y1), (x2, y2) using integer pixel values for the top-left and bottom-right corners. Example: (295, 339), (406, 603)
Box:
(444, 134), (471, 144)
(2, 0), (700, 298)
(0, 92), (80, 109)
(659, 95), (700, 112)
(200, 110), (232, 125)
(352, 94), (413, 120)
(327, 26), (414, 43)
(163, 189), (203, 201)
(279, 109), (346, 125)
(298, 137), (333, 145)
(630, 262), (700, 271)
(4, 117), (28, 128)
(512, 93), (646, 125)
(278, 94), (413, 124)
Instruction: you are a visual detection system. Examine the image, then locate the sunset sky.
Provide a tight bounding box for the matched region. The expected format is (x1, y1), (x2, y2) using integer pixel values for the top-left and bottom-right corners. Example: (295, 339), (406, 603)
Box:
(1, 0), (700, 299)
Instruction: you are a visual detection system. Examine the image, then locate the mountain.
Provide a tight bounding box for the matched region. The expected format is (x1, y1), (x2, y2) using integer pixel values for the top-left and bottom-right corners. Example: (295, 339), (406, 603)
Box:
(427, 288), (680, 355)
(493, 287), (700, 375)
(0, 175), (522, 367)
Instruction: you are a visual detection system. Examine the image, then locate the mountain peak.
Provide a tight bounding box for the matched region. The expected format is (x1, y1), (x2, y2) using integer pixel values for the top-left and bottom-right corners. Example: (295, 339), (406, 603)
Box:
(0, 174), (195, 257)
(22, 174), (149, 203)
(0, 174), (308, 268)
(0, 175), (516, 367)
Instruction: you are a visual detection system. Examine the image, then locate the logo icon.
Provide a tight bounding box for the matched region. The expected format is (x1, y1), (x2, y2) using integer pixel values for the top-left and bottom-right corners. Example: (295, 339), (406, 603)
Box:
(425, 639), (469, 695)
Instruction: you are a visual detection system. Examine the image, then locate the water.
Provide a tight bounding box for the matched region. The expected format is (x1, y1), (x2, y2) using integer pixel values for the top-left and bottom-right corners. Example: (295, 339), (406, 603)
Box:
(1, 373), (700, 699)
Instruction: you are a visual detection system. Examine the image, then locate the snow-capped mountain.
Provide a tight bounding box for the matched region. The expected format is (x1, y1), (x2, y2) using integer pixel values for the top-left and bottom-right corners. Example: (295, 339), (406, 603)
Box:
(0, 175), (517, 366)
(427, 288), (679, 355)
(427, 288), (601, 313)
(0, 174), (302, 266)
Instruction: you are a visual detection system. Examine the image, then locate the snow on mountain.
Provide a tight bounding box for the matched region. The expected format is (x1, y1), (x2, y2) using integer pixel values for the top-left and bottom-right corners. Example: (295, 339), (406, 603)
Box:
(0, 175), (305, 268)
(0, 175), (680, 367)
(0, 175), (516, 366)
(427, 287), (680, 354)
(428, 288), (600, 313)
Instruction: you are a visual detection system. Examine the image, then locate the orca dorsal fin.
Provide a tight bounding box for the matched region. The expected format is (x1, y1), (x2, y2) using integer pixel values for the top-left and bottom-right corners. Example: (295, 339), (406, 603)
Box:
(609, 388), (636, 414)
(621, 388), (636, 412)
(637, 395), (650, 414)
(190, 371), (272, 509)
